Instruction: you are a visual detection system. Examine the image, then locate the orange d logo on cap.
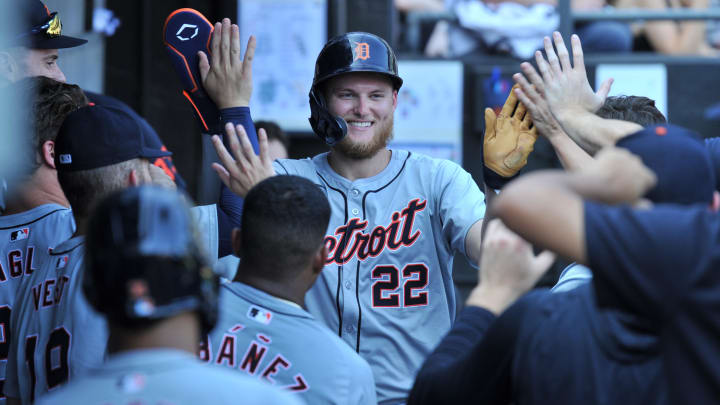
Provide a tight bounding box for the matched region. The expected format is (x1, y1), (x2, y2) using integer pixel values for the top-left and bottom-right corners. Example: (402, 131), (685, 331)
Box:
(353, 42), (370, 61)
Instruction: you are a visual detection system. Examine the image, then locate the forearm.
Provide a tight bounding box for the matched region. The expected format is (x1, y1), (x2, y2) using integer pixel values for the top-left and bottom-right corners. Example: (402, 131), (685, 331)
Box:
(555, 109), (642, 154)
(466, 285), (519, 315)
(216, 107), (258, 234)
(492, 170), (588, 263)
(546, 130), (594, 171)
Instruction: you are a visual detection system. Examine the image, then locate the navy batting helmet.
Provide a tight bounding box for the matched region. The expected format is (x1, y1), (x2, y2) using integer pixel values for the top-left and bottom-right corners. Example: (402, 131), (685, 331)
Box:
(83, 186), (218, 333)
(309, 32), (402, 145)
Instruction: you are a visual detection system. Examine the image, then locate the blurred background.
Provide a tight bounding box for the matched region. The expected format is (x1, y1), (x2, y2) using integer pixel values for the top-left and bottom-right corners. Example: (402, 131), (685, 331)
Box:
(3, 0), (720, 295)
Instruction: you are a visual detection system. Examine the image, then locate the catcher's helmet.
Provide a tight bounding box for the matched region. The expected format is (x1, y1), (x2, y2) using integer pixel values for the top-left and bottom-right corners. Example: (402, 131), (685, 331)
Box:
(83, 186), (218, 333)
(309, 32), (403, 145)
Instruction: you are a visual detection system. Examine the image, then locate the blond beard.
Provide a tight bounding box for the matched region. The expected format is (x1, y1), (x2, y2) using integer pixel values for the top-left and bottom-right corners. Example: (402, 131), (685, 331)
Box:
(334, 114), (394, 160)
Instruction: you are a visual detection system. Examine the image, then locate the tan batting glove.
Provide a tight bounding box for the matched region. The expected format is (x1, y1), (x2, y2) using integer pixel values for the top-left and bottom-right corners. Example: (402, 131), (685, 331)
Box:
(484, 85), (539, 178)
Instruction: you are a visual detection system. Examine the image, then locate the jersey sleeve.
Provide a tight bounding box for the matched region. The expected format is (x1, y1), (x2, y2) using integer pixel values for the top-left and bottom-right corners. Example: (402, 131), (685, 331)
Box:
(433, 160), (485, 259)
(585, 201), (714, 322)
(190, 205), (219, 268)
(273, 160), (289, 175)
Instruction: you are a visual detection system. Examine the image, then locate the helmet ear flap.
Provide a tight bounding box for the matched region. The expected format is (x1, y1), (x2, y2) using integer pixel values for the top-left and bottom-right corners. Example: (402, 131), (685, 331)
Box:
(308, 89), (347, 146)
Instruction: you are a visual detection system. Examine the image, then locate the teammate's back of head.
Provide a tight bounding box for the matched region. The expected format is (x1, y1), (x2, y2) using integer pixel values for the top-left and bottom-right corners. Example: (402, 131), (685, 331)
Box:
(597, 96), (666, 127)
(5, 76), (86, 192)
(238, 175), (330, 281)
(84, 186), (218, 333)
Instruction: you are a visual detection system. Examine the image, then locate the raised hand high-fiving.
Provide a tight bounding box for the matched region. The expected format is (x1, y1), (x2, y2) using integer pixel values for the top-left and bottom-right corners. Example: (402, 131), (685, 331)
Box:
(211, 123), (276, 198)
(198, 18), (255, 109)
(517, 32), (612, 121)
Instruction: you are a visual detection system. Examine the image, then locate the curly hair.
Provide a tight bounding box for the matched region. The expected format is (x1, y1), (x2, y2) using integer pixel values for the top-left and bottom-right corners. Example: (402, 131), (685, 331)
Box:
(596, 96), (666, 127)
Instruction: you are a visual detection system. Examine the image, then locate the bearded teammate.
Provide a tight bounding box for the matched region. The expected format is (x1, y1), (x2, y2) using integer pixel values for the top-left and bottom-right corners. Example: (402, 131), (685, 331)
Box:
(204, 175), (376, 404)
(211, 32), (537, 403)
(34, 186), (300, 405)
(0, 77), (86, 405)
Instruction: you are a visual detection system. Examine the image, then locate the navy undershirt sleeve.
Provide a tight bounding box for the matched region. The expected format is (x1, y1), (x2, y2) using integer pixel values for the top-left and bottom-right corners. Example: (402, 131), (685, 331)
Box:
(705, 137), (720, 192)
(216, 107), (259, 248)
(408, 302), (526, 404)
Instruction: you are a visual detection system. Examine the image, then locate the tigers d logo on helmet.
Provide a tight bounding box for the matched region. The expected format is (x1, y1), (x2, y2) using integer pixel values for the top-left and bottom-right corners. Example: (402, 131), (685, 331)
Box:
(353, 42), (370, 61)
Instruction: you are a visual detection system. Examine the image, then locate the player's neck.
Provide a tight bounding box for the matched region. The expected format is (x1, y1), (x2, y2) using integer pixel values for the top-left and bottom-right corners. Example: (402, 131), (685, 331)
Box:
(328, 148), (391, 181)
(2, 168), (69, 215)
(107, 312), (201, 355)
(234, 265), (307, 307)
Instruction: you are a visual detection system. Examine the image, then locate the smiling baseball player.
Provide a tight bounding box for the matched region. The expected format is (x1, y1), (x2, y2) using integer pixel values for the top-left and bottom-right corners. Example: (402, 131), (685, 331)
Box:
(211, 31), (537, 403)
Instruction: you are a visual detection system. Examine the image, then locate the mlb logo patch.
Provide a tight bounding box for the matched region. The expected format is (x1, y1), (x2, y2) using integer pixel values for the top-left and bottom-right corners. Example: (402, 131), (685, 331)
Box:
(56, 256), (69, 269)
(10, 228), (29, 242)
(247, 306), (272, 325)
(59, 154), (72, 164)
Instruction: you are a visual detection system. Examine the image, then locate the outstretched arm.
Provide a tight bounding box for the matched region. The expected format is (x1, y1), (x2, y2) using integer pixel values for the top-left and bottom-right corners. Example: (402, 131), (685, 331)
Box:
(492, 147), (656, 263)
(408, 219), (554, 404)
(514, 33), (641, 154)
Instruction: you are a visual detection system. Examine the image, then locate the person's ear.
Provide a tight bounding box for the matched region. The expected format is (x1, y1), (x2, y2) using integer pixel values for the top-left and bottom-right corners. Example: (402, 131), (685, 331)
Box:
(128, 169), (139, 186)
(712, 191), (720, 212)
(311, 244), (327, 274)
(41, 140), (55, 168)
(231, 228), (242, 257)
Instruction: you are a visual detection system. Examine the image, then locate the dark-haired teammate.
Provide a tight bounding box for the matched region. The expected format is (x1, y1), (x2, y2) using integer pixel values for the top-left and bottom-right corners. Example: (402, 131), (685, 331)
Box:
(205, 176), (375, 404)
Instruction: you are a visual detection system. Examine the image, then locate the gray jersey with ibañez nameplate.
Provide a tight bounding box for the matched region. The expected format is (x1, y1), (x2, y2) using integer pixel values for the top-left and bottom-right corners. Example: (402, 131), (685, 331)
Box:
(273, 149), (485, 404)
(0, 204), (75, 405)
(203, 281), (376, 405)
(34, 349), (303, 405)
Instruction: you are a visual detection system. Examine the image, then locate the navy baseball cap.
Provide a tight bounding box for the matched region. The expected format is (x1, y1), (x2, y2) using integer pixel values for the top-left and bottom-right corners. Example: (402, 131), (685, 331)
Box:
(617, 124), (715, 205)
(2, 0), (87, 50)
(55, 105), (172, 172)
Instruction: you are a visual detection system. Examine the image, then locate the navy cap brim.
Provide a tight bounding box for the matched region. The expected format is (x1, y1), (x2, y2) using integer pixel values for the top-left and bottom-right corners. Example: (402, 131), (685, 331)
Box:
(31, 35), (87, 49)
(140, 146), (172, 160)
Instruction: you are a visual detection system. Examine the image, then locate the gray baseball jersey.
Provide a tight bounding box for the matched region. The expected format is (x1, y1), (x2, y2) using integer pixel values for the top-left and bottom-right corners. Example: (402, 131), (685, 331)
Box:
(203, 281), (376, 405)
(273, 150), (485, 403)
(3, 236), (107, 403)
(0, 204), (75, 404)
(34, 349), (303, 405)
(3, 205), (218, 402)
